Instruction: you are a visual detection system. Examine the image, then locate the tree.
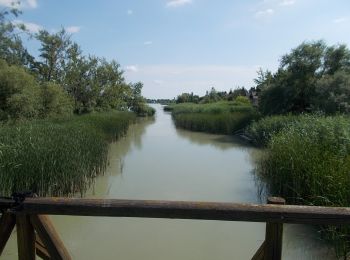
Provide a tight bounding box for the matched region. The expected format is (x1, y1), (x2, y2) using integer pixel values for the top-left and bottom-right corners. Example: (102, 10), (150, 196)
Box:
(0, 60), (41, 120)
(313, 71), (350, 114)
(257, 41), (350, 115)
(40, 82), (73, 117)
(35, 29), (72, 82)
(0, 6), (34, 66)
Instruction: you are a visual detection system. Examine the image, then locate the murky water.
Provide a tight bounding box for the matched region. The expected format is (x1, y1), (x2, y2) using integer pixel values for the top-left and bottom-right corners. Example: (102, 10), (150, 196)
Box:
(2, 105), (335, 259)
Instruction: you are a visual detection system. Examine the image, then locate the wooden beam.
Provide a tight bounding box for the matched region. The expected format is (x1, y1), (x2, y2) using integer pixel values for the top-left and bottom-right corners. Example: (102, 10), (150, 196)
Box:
(31, 215), (71, 260)
(251, 241), (265, 260)
(1, 197), (348, 225)
(16, 214), (35, 260)
(0, 213), (16, 255)
(36, 234), (51, 259)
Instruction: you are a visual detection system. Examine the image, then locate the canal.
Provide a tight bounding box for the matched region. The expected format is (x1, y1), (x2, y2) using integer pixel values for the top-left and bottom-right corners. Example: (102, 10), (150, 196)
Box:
(2, 104), (334, 259)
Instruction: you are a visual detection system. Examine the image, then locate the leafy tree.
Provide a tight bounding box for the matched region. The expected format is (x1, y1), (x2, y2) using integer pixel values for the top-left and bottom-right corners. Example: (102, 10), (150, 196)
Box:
(0, 6), (34, 66)
(40, 82), (73, 117)
(313, 71), (350, 114)
(35, 29), (72, 82)
(257, 41), (350, 115)
(0, 60), (41, 120)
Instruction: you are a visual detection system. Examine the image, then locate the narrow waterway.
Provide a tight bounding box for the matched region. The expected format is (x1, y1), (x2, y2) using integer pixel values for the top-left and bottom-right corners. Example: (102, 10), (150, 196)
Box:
(2, 104), (335, 259)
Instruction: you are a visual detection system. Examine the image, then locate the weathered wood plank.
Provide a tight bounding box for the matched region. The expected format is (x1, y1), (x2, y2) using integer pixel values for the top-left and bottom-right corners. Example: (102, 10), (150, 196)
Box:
(0, 213), (16, 255)
(264, 197), (285, 260)
(31, 214), (71, 260)
(16, 214), (35, 260)
(0, 197), (349, 224)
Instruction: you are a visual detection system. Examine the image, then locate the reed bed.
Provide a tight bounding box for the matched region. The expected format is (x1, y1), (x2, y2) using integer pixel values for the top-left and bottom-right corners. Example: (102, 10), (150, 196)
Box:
(167, 101), (257, 134)
(0, 111), (135, 197)
(245, 114), (301, 146)
(256, 115), (350, 257)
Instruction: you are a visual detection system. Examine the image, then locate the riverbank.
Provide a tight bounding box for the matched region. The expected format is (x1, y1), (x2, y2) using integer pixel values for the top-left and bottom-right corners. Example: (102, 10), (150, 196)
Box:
(165, 101), (258, 134)
(0, 111), (136, 197)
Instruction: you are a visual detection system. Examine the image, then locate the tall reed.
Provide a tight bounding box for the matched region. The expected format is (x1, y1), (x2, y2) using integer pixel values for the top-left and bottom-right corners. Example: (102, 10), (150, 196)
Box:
(168, 101), (257, 134)
(257, 115), (350, 257)
(0, 111), (135, 197)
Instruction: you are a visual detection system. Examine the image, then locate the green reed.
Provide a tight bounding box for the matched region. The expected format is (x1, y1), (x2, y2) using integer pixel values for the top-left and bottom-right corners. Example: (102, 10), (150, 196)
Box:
(0, 111), (135, 197)
(167, 101), (257, 134)
(256, 115), (350, 257)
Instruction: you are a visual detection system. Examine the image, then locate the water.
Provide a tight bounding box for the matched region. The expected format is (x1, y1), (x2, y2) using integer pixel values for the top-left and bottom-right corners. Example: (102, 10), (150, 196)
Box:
(2, 104), (335, 259)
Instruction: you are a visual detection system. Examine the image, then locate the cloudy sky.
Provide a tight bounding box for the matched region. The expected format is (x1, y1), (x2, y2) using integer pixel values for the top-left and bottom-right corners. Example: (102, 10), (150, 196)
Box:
(2, 0), (350, 98)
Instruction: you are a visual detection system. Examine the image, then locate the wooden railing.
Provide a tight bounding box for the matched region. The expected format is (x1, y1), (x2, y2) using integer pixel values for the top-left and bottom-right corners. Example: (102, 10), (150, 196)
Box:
(1, 196), (350, 260)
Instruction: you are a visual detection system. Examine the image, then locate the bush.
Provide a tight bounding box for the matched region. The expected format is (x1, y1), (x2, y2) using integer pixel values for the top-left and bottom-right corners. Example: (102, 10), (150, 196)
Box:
(40, 82), (74, 117)
(0, 60), (42, 120)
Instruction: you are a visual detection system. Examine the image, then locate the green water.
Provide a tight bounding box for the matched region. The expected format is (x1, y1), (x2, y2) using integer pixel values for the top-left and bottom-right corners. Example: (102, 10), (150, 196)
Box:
(2, 104), (335, 259)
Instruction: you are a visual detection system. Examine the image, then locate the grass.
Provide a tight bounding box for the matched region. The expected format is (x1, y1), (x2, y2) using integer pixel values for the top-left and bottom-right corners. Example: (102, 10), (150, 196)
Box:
(245, 114), (301, 146)
(0, 111), (135, 197)
(256, 115), (350, 257)
(165, 101), (258, 134)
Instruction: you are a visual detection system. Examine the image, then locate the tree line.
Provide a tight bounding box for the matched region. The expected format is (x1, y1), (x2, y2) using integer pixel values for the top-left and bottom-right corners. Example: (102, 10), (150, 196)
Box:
(0, 5), (152, 120)
(256, 40), (350, 115)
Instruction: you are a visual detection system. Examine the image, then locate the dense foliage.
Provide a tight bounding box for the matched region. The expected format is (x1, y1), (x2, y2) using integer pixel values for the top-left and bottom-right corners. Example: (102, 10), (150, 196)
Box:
(0, 7), (152, 119)
(255, 115), (350, 257)
(257, 41), (350, 115)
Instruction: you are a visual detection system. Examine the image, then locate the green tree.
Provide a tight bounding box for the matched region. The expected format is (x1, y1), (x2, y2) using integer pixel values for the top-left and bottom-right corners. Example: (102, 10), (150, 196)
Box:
(35, 29), (72, 82)
(0, 60), (41, 120)
(40, 82), (73, 117)
(257, 41), (350, 115)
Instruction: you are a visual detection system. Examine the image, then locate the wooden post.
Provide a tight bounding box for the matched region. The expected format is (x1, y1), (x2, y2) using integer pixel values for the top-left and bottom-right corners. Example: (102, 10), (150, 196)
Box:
(0, 213), (16, 255)
(30, 214), (72, 260)
(264, 197), (285, 260)
(16, 214), (36, 260)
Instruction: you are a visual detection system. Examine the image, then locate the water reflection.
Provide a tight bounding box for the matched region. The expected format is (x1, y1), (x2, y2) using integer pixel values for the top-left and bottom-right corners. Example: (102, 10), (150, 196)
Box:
(175, 128), (251, 151)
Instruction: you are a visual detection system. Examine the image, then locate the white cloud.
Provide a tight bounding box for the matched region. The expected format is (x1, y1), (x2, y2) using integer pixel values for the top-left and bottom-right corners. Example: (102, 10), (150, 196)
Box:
(66, 26), (81, 34)
(26, 0), (37, 8)
(144, 41), (153, 45)
(255, 8), (274, 18)
(127, 9), (133, 15)
(13, 20), (42, 33)
(125, 65), (139, 72)
(0, 0), (18, 7)
(279, 0), (295, 6)
(0, 0), (38, 8)
(333, 17), (348, 24)
(166, 0), (192, 8)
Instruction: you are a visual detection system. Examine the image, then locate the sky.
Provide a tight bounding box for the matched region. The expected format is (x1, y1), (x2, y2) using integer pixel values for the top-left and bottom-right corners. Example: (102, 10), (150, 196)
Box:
(1, 0), (350, 98)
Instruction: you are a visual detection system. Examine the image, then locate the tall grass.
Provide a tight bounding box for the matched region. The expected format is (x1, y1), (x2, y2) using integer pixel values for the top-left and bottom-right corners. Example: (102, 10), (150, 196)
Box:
(0, 111), (135, 197)
(256, 115), (350, 257)
(167, 101), (258, 134)
(245, 115), (301, 146)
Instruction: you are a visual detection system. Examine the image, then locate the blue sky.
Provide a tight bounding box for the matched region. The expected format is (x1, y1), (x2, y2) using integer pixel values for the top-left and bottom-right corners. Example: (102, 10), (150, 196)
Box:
(2, 0), (350, 98)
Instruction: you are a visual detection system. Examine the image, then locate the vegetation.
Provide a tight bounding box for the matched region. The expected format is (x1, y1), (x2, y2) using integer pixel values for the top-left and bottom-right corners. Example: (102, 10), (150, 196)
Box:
(248, 41), (350, 257)
(0, 112), (135, 197)
(256, 115), (350, 257)
(0, 5), (152, 197)
(0, 7), (153, 120)
(167, 99), (257, 134)
(245, 115), (301, 146)
(256, 41), (350, 115)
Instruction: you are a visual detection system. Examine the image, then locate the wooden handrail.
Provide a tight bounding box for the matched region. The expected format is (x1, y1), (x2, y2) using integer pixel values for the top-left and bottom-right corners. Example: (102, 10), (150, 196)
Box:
(1, 197), (350, 225)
